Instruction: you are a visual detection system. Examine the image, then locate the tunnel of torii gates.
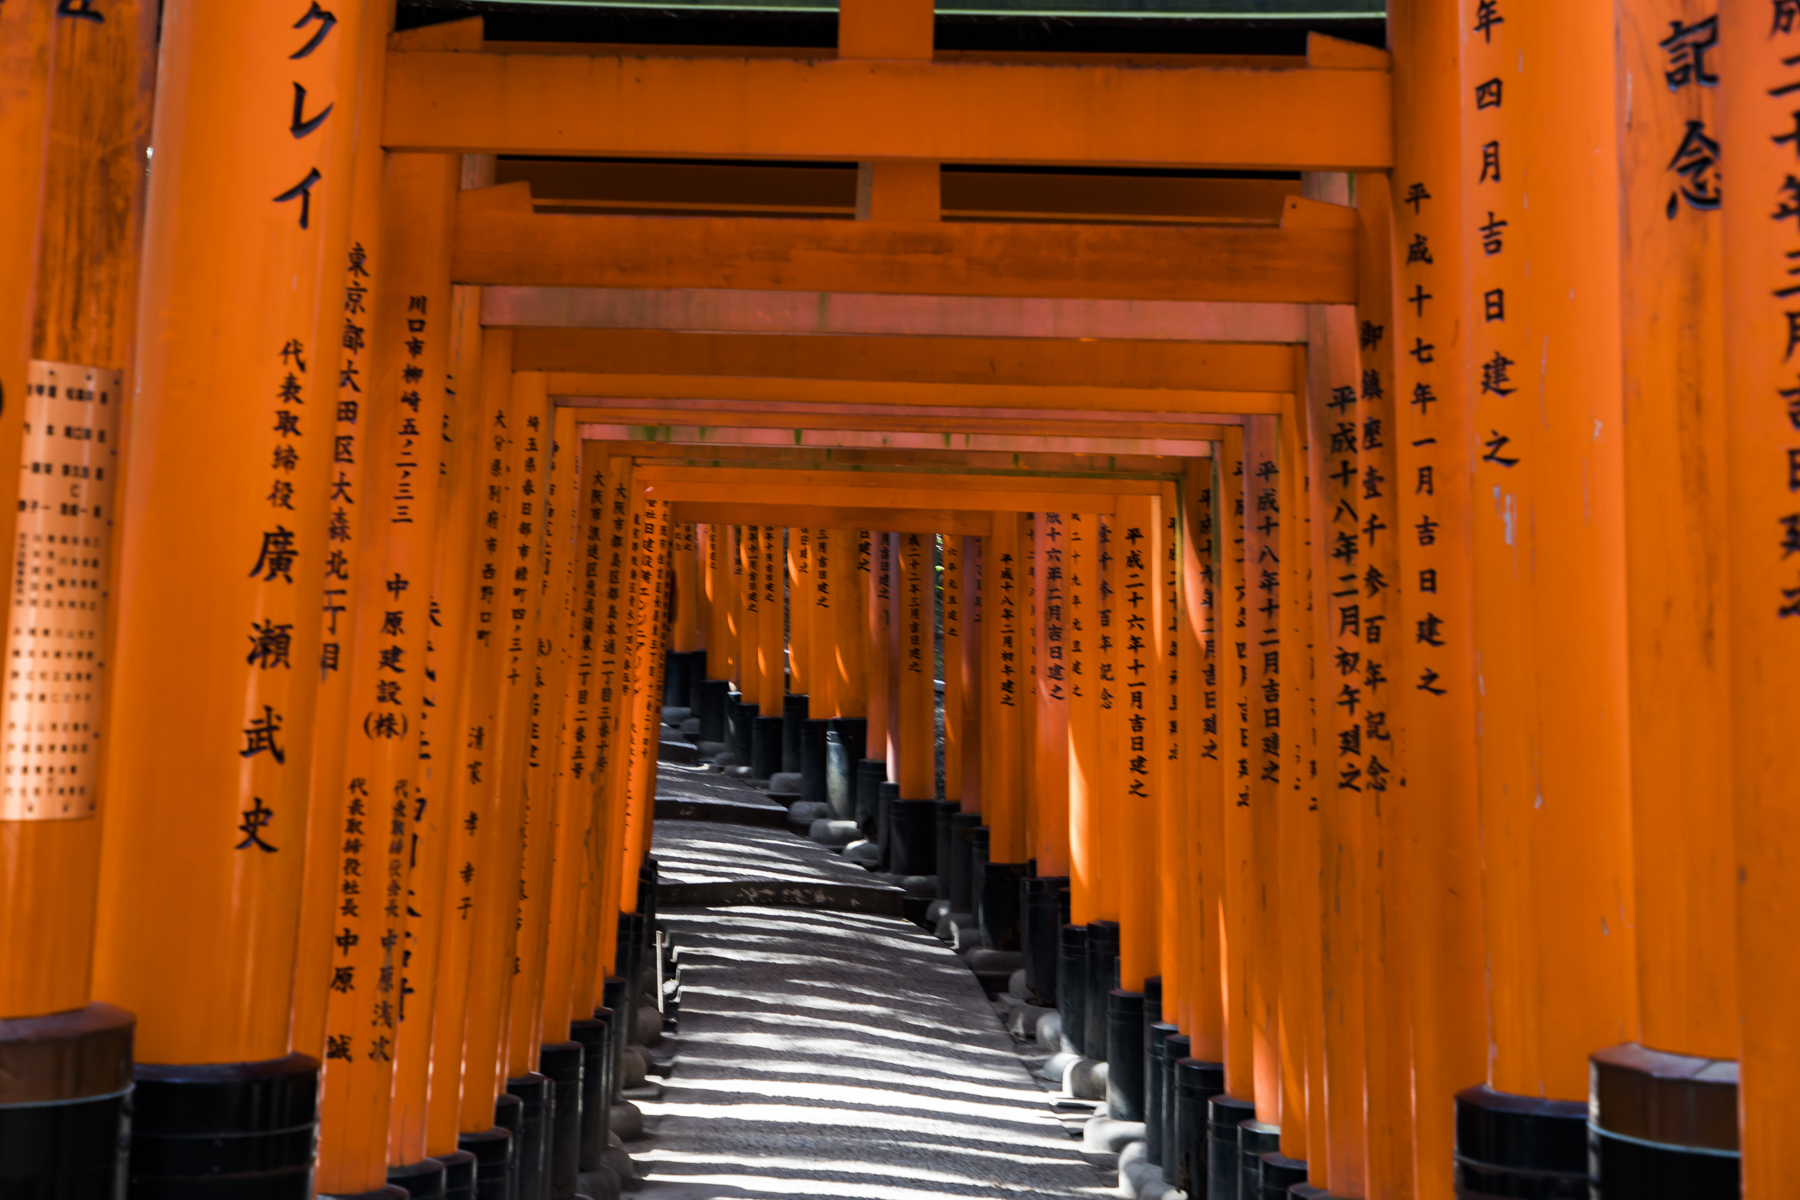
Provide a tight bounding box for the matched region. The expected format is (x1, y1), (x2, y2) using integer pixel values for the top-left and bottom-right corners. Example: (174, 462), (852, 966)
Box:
(5, 0), (1800, 1196)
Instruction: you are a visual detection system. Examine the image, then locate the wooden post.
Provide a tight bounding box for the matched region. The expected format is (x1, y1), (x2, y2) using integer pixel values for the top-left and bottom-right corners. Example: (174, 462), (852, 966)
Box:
(1116, 496), (1163, 993)
(1386, 3), (1488, 1194)
(739, 525), (761, 712)
(1355, 170), (1415, 1200)
(811, 527), (840, 719)
(1720, 2), (1800, 1193)
(943, 534), (964, 805)
(897, 531), (934, 799)
(1216, 427), (1257, 1106)
(589, 455), (635, 991)
(1240, 415), (1282, 1127)
(2, 0), (152, 1027)
(1094, 515), (1122, 925)
(835, 528), (867, 720)
(672, 518), (701, 657)
(392, 275), (487, 1171)
(462, 371), (552, 1125)
(960, 535), (983, 809)
(982, 515), (1025, 864)
(1067, 511), (1100, 925)
(705, 523), (734, 684)
(1615, 0), (1736, 1063)
(1308, 296), (1368, 1194)
(88, 0), (367, 1187)
(1158, 492), (1186, 1055)
(1458, 0), (1637, 1186)
(787, 528), (811, 698)
(311, 149), (457, 1193)
(868, 531), (891, 773)
(1179, 460), (1226, 1059)
(1035, 514), (1071, 877)
(1275, 395), (1316, 1167)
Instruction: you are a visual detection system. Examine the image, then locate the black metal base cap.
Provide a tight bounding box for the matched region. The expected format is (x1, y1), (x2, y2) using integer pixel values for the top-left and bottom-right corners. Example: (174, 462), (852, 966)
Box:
(854, 756), (887, 829)
(319, 1188), (408, 1200)
(0, 1002), (135, 1198)
(1237, 1120), (1281, 1200)
(800, 718), (831, 806)
(493, 1092), (522, 1134)
(751, 714), (785, 780)
(1056, 923), (1088, 1057)
(979, 859), (1027, 951)
(1083, 920), (1120, 1059)
(432, 1150), (476, 1200)
(128, 1052), (319, 1196)
(570, 1015), (610, 1172)
(1454, 1083), (1587, 1199)
(698, 678), (730, 744)
(388, 1158), (447, 1198)
(1105, 990), (1146, 1121)
(538, 1041), (583, 1084)
(889, 798), (940, 876)
(1260, 1151), (1308, 1198)
(1589, 1043), (1739, 1198)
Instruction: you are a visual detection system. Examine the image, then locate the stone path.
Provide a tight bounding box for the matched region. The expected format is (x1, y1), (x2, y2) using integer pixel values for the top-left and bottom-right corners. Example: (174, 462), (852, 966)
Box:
(634, 765), (1109, 1200)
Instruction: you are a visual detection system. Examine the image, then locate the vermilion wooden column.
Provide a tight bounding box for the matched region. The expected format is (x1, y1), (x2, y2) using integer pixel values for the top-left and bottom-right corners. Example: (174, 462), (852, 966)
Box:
(960, 535), (983, 807)
(787, 528), (811, 698)
(867, 531), (891, 773)
(314, 150), (457, 1196)
(89, 0), (368, 1190)
(1720, 2), (1800, 1193)
(589, 456), (635, 991)
(1115, 496), (1162, 992)
(1387, 2), (1487, 1194)
(1459, 0), (1637, 1189)
(463, 372), (552, 1126)
(705, 523), (735, 684)
(942, 534), (964, 805)
(1239, 416), (1282, 1129)
(1216, 428), (1256, 1107)
(1274, 397), (1315, 1167)
(1616, 0), (1737, 1069)
(1179, 460), (1225, 1057)
(981, 515), (1025, 864)
(1356, 171), (1414, 1200)
(1094, 515), (1121, 925)
(428, 316), (505, 1160)
(896, 532), (934, 799)
(1033, 514), (1071, 876)
(1066, 511), (1099, 924)
(738, 525), (761, 711)
(390, 271), (485, 1178)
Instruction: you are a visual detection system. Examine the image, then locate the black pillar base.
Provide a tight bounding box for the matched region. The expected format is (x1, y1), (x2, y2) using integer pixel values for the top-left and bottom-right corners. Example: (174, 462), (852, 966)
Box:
(456, 1129), (512, 1200)
(980, 860), (1028, 951)
(698, 678), (729, 744)
(933, 802), (960, 900)
(1455, 1084), (1587, 1200)
(1057, 923), (1088, 1057)
(827, 719), (869, 819)
(1161, 1036), (1193, 1186)
(600, 977), (628, 1105)
(727, 696), (755, 764)
(889, 798), (939, 876)
(781, 693), (809, 774)
(506, 1072), (552, 1200)
(1258, 1151), (1308, 1199)
(130, 1050), (317, 1199)
(0, 1002), (133, 1200)
(1144, 1021), (1177, 1165)
(1238, 1119), (1281, 1200)
(663, 651), (691, 712)
(570, 1016), (609, 1172)
(1023, 876), (1066, 1006)
(854, 757), (887, 833)
(1590, 1042), (1739, 1198)
(800, 718), (830, 806)
(1143, 974), (1163, 1025)
(948, 815), (980, 912)
(435, 1149), (476, 1200)
(539, 1041), (584, 1199)
(494, 1093), (523, 1199)
(751, 714), (784, 780)
(876, 781), (901, 862)
(1207, 1093), (1255, 1200)
(686, 650), (708, 713)
(1106, 990), (1146, 1121)
(388, 1159), (447, 1198)
(320, 1189), (408, 1199)
(1083, 920), (1120, 1060)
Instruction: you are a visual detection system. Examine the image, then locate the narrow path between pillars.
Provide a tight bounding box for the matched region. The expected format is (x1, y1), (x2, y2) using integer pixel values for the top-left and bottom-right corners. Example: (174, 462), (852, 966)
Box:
(630, 761), (1110, 1200)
